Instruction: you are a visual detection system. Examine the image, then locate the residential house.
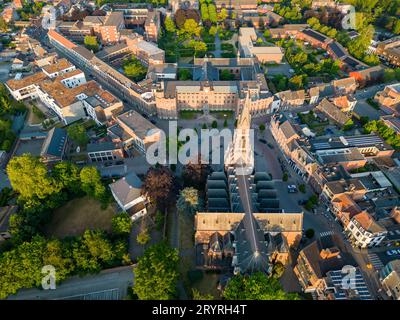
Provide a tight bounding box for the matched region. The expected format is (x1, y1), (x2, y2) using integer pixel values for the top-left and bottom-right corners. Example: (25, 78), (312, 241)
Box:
(294, 233), (353, 293)
(316, 98), (351, 126)
(40, 128), (68, 164)
(345, 211), (387, 248)
(350, 66), (385, 88)
(109, 171), (147, 221)
(380, 260), (400, 300)
(374, 83), (400, 113)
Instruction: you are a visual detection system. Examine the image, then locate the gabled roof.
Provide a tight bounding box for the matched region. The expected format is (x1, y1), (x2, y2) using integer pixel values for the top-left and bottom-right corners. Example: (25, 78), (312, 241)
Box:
(109, 171), (142, 207)
(40, 127), (68, 158)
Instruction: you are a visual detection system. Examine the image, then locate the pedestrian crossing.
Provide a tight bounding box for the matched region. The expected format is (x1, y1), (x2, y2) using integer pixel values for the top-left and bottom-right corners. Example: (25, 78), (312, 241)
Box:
(368, 253), (384, 271)
(319, 231), (335, 238)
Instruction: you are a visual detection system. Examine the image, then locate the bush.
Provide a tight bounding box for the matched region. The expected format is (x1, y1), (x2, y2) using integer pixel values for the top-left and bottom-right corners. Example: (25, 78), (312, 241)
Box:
(298, 184), (306, 193)
(305, 228), (315, 239)
(137, 229), (151, 245)
(259, 124), (266, 131)
(211, 120), (218, 128)
(282, 172), (288, 181)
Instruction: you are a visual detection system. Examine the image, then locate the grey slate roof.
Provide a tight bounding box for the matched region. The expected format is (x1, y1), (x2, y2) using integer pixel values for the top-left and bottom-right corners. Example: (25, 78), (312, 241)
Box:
(109, 171), (142, 207)
(40, 127), (67, 158)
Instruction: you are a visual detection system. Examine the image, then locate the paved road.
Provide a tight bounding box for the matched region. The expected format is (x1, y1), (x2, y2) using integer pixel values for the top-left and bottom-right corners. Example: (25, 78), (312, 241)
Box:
(0, 170), (11, 191)
(8, 266), (134, 300)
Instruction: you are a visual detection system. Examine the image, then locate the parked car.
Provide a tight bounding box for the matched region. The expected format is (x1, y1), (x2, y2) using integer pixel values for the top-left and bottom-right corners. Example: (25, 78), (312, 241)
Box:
(386, 249), (400, 256)
(288, 185), (298, 193)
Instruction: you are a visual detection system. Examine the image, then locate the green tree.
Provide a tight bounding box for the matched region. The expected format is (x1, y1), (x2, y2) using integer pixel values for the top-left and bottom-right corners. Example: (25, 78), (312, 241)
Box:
(0, 17), (8, 32)
(192, 288), (214, 300)
(259, 123), (266, 131)
(51, 161), (81, 194)
(217, 8), (228, 22)
(305, 228), (315, 239)
(223, 119), (228, 128)
(123, 55), (147, 82)
(177, 187), (202, 215)
(164, 16), (176, 33)
(187, 40), (207, 55)
(137, 228), (151, 245)
(6, 154), (59, 201)
(72, 230), (115, 273)
(67, 123), (89, 146)
(208, 4), (217, 23)
(282, 172), (288, 181)
(179, 19), (202, 38)
(298, 184), (306, 193)
(223, 272), (301, 300)
(84, 36), (99, 52)
(211, 120), (218, 128)
(178, 68), (192, 80)
(80, 166), (106, 200)
(133, 242), (179, 300)
(209, 25), (218, 37)
(112, 212), (132, 234)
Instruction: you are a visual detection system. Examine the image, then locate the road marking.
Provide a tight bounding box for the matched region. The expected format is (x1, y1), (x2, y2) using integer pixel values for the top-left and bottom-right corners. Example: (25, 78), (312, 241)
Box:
(367, 254), (384, 270)
(319, 231), (335, 237)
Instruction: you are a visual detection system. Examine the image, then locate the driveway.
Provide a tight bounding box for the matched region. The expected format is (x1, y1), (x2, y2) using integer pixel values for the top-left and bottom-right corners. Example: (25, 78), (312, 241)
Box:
(8, 266), (134, 300)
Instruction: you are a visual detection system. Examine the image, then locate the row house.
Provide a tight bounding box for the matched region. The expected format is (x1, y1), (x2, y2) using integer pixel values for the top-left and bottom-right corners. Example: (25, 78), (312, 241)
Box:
(374, 83), (400, 112)
(345, 211), (387, 248)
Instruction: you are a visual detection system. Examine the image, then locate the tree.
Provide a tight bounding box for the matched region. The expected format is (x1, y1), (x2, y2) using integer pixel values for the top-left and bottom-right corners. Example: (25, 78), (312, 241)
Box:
(123, 55), (147, 82)
(298, 184), (306, 193)
(211, 120), (218, 128)
(133, 242), (179, 300)
(142, 166), (176, 208)
(80, 166), (106, 200)
(220, 69), (234, 80)
(177, 187), (202, 215)
(0, 17), (8, 32)
(208, 4), (217, 23)
(178, 68), (192, 80)
(112, 212), (132, 234)
(305, 228), (315, 239)
(182, 158), (211, 190)
(164, 16), (176, 33)
(223, 119), (228, 128)
(180, 19), (202, 38)
(137, 228), (151, 245)
(72, 230), (115, 273)
(217, 8), (228, 22)
(209, 25), (218, 37)
(223, 272), (301, 300)
(192, 288), (214, 300)
(282, 172), (288, 182)
(187, 40), (207, 55)
(259, 124), (266, 131)
(51, 161), (81, 194)
(84, 36), (99, 52)
(67, 123), (89, 146)
(6, 154), (59, 201)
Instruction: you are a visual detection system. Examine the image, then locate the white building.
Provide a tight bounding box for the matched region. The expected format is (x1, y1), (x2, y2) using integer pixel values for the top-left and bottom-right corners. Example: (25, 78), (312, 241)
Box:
(109, 171), (147, 221)
(345, 211), (387, 248)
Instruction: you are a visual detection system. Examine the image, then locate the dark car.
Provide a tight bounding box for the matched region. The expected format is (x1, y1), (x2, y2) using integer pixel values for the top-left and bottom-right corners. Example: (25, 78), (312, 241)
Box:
(115, 160), (124, 165)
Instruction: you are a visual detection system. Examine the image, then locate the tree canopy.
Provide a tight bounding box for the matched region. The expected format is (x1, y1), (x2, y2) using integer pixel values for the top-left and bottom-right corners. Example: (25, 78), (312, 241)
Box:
(133, 242), (179, 300)
(223, 272), (301, 300)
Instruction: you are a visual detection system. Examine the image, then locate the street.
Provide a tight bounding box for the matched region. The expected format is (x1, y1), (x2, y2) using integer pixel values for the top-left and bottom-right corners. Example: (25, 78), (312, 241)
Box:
(7, 265), (134, 300)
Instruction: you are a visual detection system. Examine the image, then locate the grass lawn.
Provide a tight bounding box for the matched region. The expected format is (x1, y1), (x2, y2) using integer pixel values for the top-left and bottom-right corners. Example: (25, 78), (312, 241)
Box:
(45, 196), (116, 238)
(210, 110), (234, 120)
(179, 110), (203, 120)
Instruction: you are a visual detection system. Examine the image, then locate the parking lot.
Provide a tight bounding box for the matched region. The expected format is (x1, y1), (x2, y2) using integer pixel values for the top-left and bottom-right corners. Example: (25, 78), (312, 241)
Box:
(13, 138), (44, 157)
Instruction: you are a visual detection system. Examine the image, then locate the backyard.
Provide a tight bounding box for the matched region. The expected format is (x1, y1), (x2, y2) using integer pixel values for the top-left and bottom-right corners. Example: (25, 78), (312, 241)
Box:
(44, 196), (117, 238)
